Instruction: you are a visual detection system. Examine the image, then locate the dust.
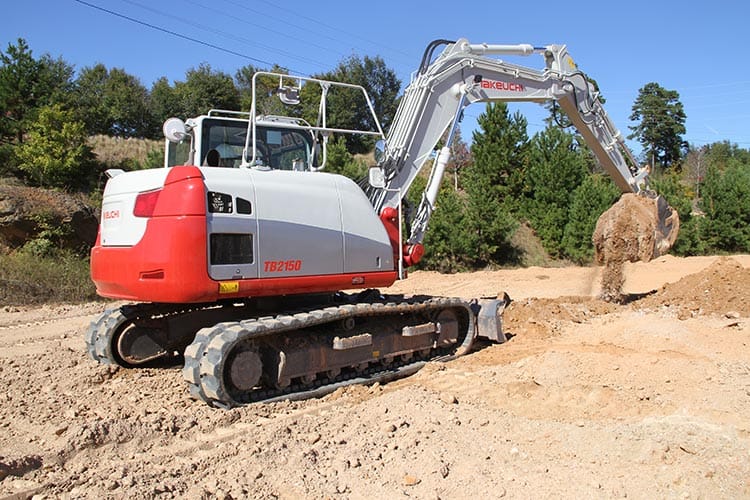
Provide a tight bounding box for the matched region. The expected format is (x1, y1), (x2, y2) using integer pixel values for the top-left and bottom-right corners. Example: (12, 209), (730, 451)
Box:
(593, 194), (665, 301)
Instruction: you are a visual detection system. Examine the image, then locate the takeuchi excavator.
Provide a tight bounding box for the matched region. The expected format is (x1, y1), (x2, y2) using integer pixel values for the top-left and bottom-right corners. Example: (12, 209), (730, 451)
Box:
(86, 39), (679, 408)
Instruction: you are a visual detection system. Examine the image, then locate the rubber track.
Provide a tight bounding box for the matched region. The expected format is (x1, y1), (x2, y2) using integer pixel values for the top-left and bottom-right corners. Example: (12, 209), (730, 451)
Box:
(85, 303), (220, 366)
(183, 296), (474, 409)
(85, 307), (132, 365)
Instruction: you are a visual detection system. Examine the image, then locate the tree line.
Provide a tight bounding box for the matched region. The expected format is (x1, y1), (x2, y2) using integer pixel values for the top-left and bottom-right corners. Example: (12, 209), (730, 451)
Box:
(1, 38), (748, 266)
(0, 38), (399, 188)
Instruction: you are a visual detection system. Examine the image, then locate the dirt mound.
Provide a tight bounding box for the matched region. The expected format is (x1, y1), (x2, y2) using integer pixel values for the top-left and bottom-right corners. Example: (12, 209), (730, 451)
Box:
(593, 193), (678, 301)
(635, 256), (750, 318)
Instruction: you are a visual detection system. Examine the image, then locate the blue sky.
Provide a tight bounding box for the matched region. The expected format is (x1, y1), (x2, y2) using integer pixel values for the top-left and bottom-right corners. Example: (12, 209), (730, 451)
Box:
(5, 0), (750, 154)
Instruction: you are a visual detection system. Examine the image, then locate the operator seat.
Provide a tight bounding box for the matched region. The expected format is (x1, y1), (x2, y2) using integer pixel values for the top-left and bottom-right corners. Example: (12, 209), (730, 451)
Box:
(204, 149), (220, 167)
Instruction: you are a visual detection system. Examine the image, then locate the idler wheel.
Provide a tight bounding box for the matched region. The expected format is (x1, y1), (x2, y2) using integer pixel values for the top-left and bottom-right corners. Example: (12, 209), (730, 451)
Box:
(227, 348), (263, 392)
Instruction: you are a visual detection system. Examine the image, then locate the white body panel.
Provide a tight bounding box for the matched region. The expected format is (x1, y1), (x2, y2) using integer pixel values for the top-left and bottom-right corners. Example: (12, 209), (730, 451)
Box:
(99, 169), (171, 246)
(203, 168), (393, 280)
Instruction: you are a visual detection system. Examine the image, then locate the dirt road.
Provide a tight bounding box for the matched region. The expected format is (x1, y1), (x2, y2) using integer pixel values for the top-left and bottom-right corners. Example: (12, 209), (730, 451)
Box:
(1, 255), (749, 499)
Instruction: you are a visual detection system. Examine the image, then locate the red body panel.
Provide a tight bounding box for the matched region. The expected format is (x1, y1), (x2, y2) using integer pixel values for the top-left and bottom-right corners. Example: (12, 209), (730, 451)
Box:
(91, 223), (397, 302)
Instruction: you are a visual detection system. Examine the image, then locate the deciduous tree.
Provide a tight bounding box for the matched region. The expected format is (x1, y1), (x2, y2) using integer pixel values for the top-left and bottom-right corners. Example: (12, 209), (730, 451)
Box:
(75, 64), (151, 137)
(235, 64), (292, 116)
(174, 63), (240, 119)
(16, 104), (96, 189)
(309, 55), (400, 154)
(149, 77), (181, 134)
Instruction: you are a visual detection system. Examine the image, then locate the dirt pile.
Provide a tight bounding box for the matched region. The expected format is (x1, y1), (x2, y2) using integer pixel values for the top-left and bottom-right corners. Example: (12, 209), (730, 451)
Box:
(593, 193), (678, 301)
(636, 256), (750, 318)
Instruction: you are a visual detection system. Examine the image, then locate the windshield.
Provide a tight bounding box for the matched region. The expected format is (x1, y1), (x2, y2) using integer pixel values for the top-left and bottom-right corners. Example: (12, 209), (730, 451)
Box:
(200, 118), (314, 170)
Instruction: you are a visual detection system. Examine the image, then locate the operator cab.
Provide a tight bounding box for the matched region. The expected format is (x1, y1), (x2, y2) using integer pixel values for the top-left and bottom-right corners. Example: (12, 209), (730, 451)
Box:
(165, 111), (317, 171)
(164, 71), (386, 173)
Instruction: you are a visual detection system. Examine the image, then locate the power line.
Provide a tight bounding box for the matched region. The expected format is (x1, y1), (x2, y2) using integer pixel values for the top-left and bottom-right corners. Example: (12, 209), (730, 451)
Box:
(211, 0), (419, 81)
(190, 0), (369, 67)
(118, 0), (330, 72)
(72, 0), (294, 72)
(251, 0), (414, 62)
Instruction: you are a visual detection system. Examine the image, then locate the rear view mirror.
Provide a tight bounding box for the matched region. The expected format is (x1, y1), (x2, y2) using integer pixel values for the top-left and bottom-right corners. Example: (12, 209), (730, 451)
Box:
(374, 139), (386, 164)
(277, 86), (300, 105)
(163, 117), (188, 143)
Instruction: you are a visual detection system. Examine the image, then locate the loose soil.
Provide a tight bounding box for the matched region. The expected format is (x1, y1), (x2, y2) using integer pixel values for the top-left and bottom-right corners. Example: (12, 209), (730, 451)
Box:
(1, 255), (749, 499)
(593, 193), (680, 301)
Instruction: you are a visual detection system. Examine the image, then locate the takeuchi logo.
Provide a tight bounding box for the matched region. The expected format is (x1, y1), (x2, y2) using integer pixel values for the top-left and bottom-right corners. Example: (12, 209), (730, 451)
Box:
(481, 80), (525, 92)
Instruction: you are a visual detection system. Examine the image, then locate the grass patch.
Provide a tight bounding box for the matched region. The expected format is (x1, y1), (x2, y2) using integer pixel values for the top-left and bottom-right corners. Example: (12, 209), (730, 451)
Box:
(88, 135), (162, 169)
(0, 250), (98, 306)
(510, 222), (564, 268)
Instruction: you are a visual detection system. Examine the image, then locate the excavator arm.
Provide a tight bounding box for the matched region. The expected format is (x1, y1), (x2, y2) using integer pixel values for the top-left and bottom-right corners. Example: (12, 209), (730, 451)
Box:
(369, 39), (678, 264)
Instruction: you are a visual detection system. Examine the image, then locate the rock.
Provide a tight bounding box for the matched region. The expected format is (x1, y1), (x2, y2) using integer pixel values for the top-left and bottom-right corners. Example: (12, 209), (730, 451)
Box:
(383, 423), (397, 434)
(0, 181), (98, 251)
(439, 463), (450, 478)
(402, 474), (420, 486)
(0, 454), (43, 480)
(441, 393), (458, 405)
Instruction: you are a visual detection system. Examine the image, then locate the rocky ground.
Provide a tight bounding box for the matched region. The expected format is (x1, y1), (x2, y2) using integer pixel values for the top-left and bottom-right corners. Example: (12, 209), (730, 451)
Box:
(1, 254), (749, 499)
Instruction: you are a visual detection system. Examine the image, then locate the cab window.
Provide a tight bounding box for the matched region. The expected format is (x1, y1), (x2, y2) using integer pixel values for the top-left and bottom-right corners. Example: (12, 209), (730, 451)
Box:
(201, 119), (313, 170)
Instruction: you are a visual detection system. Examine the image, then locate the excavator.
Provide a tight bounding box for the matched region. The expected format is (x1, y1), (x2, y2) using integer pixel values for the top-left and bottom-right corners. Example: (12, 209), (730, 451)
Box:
(86, 39), (678, 408)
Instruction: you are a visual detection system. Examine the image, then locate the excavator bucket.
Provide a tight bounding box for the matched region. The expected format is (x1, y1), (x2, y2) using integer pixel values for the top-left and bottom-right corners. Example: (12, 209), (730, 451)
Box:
(653, 194), (680, 257)
(593, 193), (680, 265)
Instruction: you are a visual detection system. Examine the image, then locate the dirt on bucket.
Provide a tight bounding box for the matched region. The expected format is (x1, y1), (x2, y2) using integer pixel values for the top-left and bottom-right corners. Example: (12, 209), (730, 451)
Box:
(592, 193), (671, 301)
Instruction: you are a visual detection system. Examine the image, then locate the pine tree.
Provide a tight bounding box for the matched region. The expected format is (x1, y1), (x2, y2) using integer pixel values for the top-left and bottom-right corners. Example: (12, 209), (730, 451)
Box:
(561, 174), (619, 263)
(413, 175), (471, 272)
(463, 103), (527, 266)
(522, 126), (588, 257)
(628, 82), (686, 170)
(323, 135), (367, 179)
(649, 174), (698, 256)
(698, 163), (750, 252)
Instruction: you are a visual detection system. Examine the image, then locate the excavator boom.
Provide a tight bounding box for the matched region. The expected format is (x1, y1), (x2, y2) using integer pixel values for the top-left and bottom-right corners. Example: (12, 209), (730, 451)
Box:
(369, 39), (678, 263)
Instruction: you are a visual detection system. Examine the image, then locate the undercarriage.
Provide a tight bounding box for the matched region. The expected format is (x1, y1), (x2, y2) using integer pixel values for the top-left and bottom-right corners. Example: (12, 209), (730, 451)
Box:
(85, 291), (508, 408)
